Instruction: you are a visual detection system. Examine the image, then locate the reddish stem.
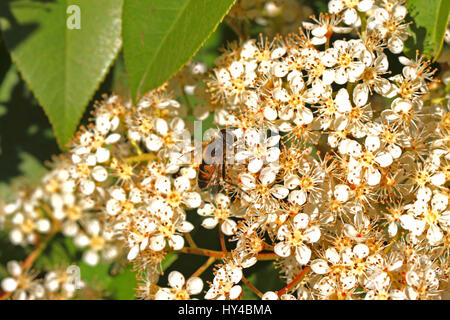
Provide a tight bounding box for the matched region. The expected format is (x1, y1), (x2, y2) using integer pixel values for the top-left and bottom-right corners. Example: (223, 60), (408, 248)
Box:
(277, 266), (310, 297)
(241, 275), (263, 298)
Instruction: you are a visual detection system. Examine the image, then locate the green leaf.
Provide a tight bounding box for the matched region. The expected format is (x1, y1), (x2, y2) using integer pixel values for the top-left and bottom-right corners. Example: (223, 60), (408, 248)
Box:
(77, 261), (138, 300)
(161, 252), (178, 271)
(405, 0), (450, 60)
(0, 0), (123, 148)
(111, 52), (131, 102)
(123, 0), (236, 101)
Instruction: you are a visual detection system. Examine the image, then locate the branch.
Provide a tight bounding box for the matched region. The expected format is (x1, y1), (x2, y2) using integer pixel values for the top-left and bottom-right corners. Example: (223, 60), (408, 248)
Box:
(277, 266), (310, 297)
(125, 153), (156, 164)
(241, 275), (263, 298)
(189, 256), (216, 279)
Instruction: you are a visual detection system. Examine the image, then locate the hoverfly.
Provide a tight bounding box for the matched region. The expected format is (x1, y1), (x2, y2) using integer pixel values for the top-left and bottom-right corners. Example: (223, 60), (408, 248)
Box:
(197, 128), (240, 192)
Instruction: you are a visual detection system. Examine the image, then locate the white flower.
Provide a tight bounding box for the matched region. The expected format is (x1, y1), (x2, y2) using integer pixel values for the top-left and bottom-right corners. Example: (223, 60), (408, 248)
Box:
(205, 263), (243, 300)
(106, 187), (141, 216)
(329, 0), (373, 25)
(274, 213), (320, 265)
(198, 193), (237, 236)
(367, 7), (409, 54)
(303, 15), (352, 45)
(155, 271), (203, 300)
(144, 117), (189, 153)
(402, 192), (449, 245)
(235, 130), (280, 173)
(262, 291), (279, 300)
(213, 60), (257, 105)
(343, 135), (396, 186)
(239, 167), (289, 211)
(154, 175), (201, 209)
(1, 261), (45, 299)
(74, 219), (117, 266)
(323, 40), (367, 84)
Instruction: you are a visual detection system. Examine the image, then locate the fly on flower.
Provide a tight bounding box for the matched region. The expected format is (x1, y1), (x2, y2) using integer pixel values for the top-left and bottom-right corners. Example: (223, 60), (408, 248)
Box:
(198, 128), (242, 193)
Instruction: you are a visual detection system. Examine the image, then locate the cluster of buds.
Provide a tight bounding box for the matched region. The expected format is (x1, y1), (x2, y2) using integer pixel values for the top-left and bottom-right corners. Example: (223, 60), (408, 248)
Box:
(0, 0), (448, 300)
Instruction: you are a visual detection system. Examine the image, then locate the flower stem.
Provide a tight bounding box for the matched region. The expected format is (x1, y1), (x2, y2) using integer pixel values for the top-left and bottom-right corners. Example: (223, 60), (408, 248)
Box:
(177, 247), (230, 259)
(219, 224), (227, 253)
(185, 233), (198, 249)
(263, 241), (274, 251)
(241, 275), (263, 298)
(384, 230), (402, 254)
(254, 252), (278, 260)
(227, 19), (247, 43)
(189, 256), (216, 279)
(129, 139), (143, 156)
(359, 12), (367, 39)
(277, 266), (310, 297)
(125, 153), (156, 164)
(177, 247), (278, 261)
(22, 229), (57, 270)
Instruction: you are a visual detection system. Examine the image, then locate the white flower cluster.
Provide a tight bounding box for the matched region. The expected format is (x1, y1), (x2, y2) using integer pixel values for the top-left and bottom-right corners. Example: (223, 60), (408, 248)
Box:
(1, 260), (84, 300)
(2, 157), (120, 267)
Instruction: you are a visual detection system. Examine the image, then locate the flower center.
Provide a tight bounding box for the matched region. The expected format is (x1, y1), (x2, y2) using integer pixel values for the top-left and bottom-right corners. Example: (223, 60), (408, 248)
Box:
(45, 179), (60, 193)
(163, 133), (175, 148)
(112, 160), (134, 182)
(360, 151), (375, 167)
(91, 135), (106, 150)
(138, 118), (153, 133)
(344, 0), (359, 8)
(91, 235), (105, 250)
(167, 191), (182, 207)
(290, 230), (304, 245)
(159, 222), (175, 237)
(337, 53), (353, 68)
(121, 200), (135, 216)
(424, 209), (438, 225)
(415, 170), (430, 187)
(174, 289), (190, 300)
(21, 219), (35, 234)
(67, 207), (82, 221)
(300, 176), (314, 191)
(215, 206), (229, 220)
(399, 81), (415, 100)
(77, 163), (91, 178)
(382, 130), (397, 144)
